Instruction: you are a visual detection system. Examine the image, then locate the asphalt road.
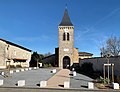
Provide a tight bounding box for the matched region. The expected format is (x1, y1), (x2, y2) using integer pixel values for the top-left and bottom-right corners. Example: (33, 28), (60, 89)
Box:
(0, 87), (119, 92)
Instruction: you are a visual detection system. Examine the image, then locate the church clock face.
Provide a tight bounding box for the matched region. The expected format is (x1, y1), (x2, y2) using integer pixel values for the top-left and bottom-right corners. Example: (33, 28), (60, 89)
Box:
(64, 28), (68, 33)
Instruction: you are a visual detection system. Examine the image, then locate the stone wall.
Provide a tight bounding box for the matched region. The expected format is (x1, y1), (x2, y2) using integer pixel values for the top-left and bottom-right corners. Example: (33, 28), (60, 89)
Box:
(0, 41), (6, 68)
(7, 45), (31, 61)
(73, 48), (79, 63)
(80, 57), (120, 76)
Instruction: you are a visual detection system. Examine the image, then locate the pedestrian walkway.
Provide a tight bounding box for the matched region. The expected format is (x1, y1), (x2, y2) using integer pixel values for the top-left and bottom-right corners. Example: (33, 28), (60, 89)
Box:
(47, 69), (70, 88)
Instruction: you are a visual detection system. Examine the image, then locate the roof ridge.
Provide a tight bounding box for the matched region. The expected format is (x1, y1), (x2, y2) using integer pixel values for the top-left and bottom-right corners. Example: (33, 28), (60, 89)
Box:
(0, 38), (31, 52)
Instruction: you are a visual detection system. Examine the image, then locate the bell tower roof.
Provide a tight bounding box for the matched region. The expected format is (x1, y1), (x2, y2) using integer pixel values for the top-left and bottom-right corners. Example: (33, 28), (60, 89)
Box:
(59, 9), (73, 26)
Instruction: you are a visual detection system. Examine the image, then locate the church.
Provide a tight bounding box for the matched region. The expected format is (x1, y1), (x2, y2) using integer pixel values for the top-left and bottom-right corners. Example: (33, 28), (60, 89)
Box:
(55, 8), (79, 69)
(42, 8), (93, 69)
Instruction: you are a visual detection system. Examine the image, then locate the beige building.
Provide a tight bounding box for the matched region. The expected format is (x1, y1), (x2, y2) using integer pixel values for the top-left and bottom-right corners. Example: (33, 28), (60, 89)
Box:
(0, 39), (31, 69)
(79, 52), (93, 59)
(56, 9), (79, 69)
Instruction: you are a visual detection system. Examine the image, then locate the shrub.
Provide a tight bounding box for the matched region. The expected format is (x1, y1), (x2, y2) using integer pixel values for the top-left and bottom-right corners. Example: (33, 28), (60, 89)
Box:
(10, 65), (16, 68)
(80, 62), (94, 76)
(43, 64), (52, 68)
(43, 64), (48, 68)
(48, 64), (52, 67)
(16, 65), (22, 68)
(97, 76), (110, 84)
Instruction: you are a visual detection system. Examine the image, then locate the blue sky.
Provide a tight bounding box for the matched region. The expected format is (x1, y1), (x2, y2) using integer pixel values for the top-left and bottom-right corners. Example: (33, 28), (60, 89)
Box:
(0, 0), (120, 57)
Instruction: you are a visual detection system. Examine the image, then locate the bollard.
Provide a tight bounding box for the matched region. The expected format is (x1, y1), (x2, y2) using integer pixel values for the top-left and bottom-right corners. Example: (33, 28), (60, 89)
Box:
(40, 81), (47, 87)
(1, 72), (4, 75)
(34, 67), (37, 69)
(51, 69), (56, 73)
(73, 71), (76, 76)
(18, 80), (25, 86)
(25, 68), (28, 71)
(64, 81), (70, 88)
(16, 70), (20, 72)
(10, 70), (13, 74)
(21, 69), (24, 72)
(88, 82), (94, 89)
(112, 83), (119, 89)
(0, 80), (3, 86)
(29, 68), (32, 70)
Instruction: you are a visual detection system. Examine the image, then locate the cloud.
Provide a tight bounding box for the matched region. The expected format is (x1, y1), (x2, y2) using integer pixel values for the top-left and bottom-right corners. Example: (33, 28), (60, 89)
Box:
(75, 26), (111, 54)
(75, 25), (96, 42)
(92, 8), (120, 28)
(75, 8), (120, 45)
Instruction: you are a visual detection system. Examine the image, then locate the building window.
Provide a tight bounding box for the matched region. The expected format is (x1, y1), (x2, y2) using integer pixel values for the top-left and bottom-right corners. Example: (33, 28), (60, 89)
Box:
(63, 32), (66, 41)
(7, 45), (9, 50)
(67, 33), (70, 41)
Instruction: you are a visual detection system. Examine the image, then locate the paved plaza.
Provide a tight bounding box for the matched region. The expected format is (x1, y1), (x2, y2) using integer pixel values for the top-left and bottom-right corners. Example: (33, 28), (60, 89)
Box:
(70, 72), (96, 89)
(1, 68), (120, 92)
(0, 68), (97, 89)
(0, 68), (55, 87)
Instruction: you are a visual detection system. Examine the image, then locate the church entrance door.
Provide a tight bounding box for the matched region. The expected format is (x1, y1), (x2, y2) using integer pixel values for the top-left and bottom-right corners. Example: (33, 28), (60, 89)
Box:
(63, 56), (70, 69)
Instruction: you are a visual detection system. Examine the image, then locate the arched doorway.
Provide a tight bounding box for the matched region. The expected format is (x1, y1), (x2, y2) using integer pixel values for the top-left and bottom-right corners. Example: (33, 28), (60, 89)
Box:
(63, 56), (70, 69)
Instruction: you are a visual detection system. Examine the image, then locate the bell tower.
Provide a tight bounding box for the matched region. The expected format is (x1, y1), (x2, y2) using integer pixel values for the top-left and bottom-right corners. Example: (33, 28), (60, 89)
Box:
(58, 8), (78, 69)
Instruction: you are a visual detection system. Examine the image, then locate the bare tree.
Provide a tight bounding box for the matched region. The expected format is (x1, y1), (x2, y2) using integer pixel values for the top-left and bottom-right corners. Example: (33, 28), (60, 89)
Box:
(100, 36), (120, 57)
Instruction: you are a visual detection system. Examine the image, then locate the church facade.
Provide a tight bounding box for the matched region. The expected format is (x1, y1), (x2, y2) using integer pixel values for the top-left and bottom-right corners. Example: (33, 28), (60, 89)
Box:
(55, 9), (79, 69)
(42, 9), (93, 69)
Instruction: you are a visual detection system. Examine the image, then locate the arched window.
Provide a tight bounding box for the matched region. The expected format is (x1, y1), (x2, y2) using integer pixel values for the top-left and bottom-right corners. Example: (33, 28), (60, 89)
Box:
(67, 33), (70, 41)
(63, 33), (66, 41)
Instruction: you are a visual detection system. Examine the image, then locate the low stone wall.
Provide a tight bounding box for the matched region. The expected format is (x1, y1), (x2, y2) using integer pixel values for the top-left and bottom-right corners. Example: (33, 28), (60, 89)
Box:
(80, 56), (120, 76)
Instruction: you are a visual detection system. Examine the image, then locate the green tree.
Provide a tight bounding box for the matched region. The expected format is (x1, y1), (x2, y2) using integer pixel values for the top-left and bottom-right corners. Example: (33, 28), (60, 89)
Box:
(30, 52), (43, 67)
(39, 54), (44, 63)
